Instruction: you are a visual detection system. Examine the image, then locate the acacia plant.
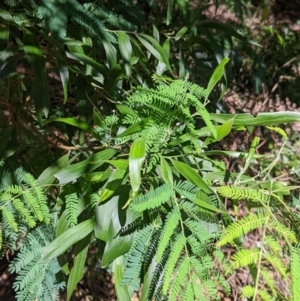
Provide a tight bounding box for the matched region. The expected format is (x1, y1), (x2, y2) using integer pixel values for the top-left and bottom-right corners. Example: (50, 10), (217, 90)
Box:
(1, 1), (300, 301)
(37, 71), (300, 301)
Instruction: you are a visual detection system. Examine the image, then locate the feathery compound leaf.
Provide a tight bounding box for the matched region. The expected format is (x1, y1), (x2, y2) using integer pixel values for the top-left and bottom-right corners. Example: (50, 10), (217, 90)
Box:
(217, 186), (269, 202)
(169, 257), (190, 301)
(265, 254), (286, 277)
(22, 190), (44, 222)
(156, 208), (181, 262)
(183, 282), (194, 301)
(241, 286), (255, 298)
(185, 219), (212, 243)
(162, 234), (186, 294)
(130, 184), (173, 212)
(1, 206), (18, 232)
(265, 235), (281, 254)
(291, 248), (300, 301)
(261, 268), (277, 297)
(259, 289), (273, 301)
(122, 226), (153, 292)
(270, 220), (297, 244)
(218, 213), (266, 246)
(12, 198), (36, 228)
(231, 248), (260, 270)
(65, 191), (78, 228)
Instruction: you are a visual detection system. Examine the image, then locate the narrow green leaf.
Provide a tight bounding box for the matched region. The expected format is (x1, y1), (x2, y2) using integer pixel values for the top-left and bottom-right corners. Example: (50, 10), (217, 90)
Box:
(160, 157), (173, 184)
(171, 160), (212, 193)
(116, 104), (139, 118)
(118, 32), (132, 62)
(55, 148), (117, 184)
(194, 198), (226, 214)
(93, 109), (107, 129)
(210, 111), (300, 126)
(57, 54), (69, 104)
(103, 41), (117, 68)
(175, 26), (188, 41)
(136, 34), (172, 73)
(84, 169), (110, 183)
(106, 159), (128, 170)
(162, 39), (170, 57)
(266, 126), (287, 140)
(116, 121), (143, 138)
(205, 117), (234, 145)
(235, 136), (260, 184)
(104, 64), (124, 90)
(152, 25), (160, 42)
(38, 153), (69, 186)
(44, 117), (102, 140)
(0, 24), (9, 51)
(0, 52), (24, 78)
(67, 233), (91, 301)
(206, 57), (230, 100)
(66, 51), (107, 75)
(129, 139), (146, 192)
(113, 256), (132, 301)
(99, 169), (127, 202)
(41, 218), (94, 262)
(24, 31), (50, 120)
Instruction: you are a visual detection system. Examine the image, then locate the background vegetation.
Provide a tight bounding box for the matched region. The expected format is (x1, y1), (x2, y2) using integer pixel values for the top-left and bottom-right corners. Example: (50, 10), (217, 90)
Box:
(1, 0), (300, 300)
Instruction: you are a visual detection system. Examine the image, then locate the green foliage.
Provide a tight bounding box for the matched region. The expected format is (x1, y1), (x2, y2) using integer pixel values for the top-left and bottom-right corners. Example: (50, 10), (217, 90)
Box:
(1, 1), (300, 300)
(9, 224), (66, 301)
(0, 164), (50, 250)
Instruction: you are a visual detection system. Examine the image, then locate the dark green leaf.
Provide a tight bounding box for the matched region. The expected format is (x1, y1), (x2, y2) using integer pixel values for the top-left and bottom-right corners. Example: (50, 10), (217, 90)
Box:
(118, 32), (132, 62)
(113, 256), (131, 301)
(57, 54), (69, 104)
(129, 139), (146, 192)
(160, 157), (173, 185)
(175, 26), (188, 41)
(210, 111), (300, 126)
(136, 34), (172, 74)
(67, 233), (91, 301)
(24, 31), (50, 120)
(66, 51), (107, 75)
(93, 109), (107, 129)
(103, 41), (117, 68)
(41, 218), (94, 262)
(206, 57), (230, 101)
(55, 148), (117, 184)
(38, 153), (70, 187)
(171, 160), (212, 193)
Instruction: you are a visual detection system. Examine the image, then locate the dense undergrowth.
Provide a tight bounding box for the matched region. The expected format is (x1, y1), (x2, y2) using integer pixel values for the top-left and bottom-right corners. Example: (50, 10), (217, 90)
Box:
(0, 0), (300, 300)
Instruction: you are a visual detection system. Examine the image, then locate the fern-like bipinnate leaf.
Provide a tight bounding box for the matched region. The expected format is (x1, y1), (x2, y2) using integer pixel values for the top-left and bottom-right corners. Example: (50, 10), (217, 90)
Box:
(65, 192), (78, 228)
(217, 186), (269, 203)
(265, 253), (286, 277)
(168, 257), (190, 301)
(9, 224), (66, 301)
(270, 220), (297, 244)
(122, 225), (152, 292)
(230, 248), (260, 270)
(162, 233), (186, 294)
(259, 289), (273, 301)
(291, 248), (300, 301)
(217, 213), (266, 246)
(130, 183), (173, 212)
(156, 208), (181, 262)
